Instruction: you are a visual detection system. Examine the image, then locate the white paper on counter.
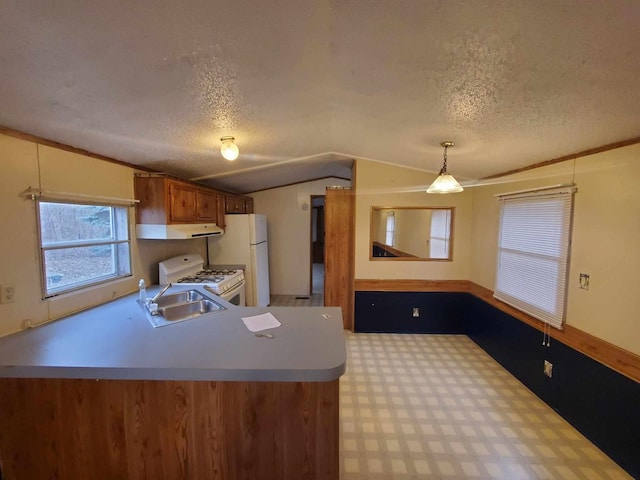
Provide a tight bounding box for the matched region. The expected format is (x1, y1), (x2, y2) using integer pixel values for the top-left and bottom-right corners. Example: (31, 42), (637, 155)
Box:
(241, 312), (282, 332)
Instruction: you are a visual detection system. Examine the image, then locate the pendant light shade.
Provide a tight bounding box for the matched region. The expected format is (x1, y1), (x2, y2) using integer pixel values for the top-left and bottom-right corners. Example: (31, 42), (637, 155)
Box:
(427, 173), (463, 194)
(427, 141), (463, 194)
(220, 136), (239, 161)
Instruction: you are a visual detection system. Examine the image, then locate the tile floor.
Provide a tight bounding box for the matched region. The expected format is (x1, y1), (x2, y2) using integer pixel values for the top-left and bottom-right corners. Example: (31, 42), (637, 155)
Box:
(267, 295), (630, 479)
(340, 333), (631, 479)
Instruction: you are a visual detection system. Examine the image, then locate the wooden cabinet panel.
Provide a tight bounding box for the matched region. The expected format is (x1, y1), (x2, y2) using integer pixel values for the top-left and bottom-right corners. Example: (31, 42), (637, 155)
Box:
(225, 195), (255, 214)
(168, 181), (197, 222)
(216, 194), (226, 229)
(134, 176), (169, 224)
(0, 378), (339, 479)
(324, 187), (355, 330)
(135, 175), (249, 228)
(225, 195), (245, 213)
(196, 188), (218, 222)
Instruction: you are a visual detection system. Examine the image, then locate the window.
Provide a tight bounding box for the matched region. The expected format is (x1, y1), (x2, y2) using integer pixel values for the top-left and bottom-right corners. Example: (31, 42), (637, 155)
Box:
(494, 186), (575, 329)
(385, 211), (395, 246)
(429, 209), (451, 259)
(37, 201), (132, 297)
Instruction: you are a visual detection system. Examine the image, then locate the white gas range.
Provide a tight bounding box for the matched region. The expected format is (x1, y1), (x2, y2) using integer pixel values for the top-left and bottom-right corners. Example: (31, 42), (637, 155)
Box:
(158, 254), (246, 306)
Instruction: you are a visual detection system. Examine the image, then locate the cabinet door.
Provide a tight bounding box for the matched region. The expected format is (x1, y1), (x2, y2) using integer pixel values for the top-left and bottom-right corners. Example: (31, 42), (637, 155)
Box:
(216, 195), (226, 229)
(196, 189), (218, 222)
(225, 196), (244, 213)
(169, 181), (197, 222)
(245, 197), (254, 214)
(134, 176), (169, 224)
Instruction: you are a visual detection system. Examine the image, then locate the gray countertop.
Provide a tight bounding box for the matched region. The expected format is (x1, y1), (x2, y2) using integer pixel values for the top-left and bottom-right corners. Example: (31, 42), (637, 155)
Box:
(0, 285), (346, 382)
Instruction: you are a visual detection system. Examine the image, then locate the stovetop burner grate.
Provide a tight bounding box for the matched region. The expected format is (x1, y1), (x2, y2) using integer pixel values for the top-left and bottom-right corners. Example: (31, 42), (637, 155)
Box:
(176, 275), (225, 284)
(201, 269), (237, 276)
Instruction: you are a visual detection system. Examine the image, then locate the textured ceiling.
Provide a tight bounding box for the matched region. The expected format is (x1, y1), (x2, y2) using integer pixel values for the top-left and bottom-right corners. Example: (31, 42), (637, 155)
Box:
(1, 1), (639, 193)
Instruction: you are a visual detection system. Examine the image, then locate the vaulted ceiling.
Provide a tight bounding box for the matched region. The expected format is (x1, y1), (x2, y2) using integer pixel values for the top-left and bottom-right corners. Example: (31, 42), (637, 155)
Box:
(1, 1), (639, 193)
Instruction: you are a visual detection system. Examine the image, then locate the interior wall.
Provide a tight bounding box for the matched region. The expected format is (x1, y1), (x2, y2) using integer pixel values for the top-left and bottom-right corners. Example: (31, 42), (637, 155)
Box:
(0, 133), (205, 337)
(354, 159), (472, 279)
(394, 209), (431, 257)
(250, 177), (350, 296)
(469, 143), (640, 356)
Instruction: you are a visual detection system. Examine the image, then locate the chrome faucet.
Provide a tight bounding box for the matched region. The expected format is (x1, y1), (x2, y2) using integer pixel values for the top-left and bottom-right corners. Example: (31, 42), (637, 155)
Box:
(150, 283), (172, 303)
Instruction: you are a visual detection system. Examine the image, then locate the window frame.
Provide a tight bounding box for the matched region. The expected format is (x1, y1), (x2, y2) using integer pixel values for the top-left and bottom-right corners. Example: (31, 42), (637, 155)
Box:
(494, 185), (576, 330)
(36, 199), (133, 298)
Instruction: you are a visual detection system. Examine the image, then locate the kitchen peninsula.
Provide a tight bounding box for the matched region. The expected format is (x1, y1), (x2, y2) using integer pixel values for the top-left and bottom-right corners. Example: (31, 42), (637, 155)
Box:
(0, 286), (346, 479)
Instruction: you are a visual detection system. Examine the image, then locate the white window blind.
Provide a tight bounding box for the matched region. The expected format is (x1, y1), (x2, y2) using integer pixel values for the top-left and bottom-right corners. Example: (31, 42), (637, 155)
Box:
(494, 186), (575, 330)
(429, 209), (451, 259)
(385, 211), (395, 246)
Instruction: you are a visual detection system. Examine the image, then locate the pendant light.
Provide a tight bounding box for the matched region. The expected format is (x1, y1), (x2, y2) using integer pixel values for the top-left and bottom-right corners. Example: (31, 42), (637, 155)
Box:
(220, 136), (239, 161)
(426, 141), (463, 194)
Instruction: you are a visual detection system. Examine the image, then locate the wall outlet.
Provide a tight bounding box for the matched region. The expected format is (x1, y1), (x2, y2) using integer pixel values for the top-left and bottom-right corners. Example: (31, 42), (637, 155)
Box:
(579, 273), (590, 290)
(412, 307), (420, 317)
(1, 284), (16, 304)
(544, 360), (553, 378)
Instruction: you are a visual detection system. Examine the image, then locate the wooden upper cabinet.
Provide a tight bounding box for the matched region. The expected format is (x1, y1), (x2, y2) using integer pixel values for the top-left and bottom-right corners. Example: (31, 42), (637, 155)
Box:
(135, 174), (253, 227)
(225, 195), (244, 213)
(225, 195), (254, 214)
(245, 197), (254, 214)
(195, 188), (218, 222)
(135, 175), (227, 226)
(134, 176), (169, 224)
(168, 181), (197, 223)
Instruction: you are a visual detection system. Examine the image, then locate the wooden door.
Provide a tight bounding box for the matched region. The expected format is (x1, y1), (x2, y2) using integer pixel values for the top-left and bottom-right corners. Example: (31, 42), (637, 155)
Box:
(324, 187), (355, 330)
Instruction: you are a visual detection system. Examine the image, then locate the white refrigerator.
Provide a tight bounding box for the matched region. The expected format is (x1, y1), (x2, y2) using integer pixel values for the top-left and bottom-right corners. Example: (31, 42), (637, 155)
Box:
(208, 214), (270, 306)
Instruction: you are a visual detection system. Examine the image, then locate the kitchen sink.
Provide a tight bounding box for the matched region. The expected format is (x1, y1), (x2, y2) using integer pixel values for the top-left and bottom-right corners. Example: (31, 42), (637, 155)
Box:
(160, 299), (224, 321)
(139, 289), (227, 327)
(154, 290), (208, 308)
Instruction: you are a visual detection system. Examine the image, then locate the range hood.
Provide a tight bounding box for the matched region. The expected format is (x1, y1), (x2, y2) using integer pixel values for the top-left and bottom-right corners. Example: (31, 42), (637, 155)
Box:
(136, 223), (224, 240)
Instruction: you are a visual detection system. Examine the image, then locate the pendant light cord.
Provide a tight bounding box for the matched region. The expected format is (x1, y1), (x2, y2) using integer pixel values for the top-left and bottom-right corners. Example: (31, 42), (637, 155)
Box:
(440, 145), (449, 175)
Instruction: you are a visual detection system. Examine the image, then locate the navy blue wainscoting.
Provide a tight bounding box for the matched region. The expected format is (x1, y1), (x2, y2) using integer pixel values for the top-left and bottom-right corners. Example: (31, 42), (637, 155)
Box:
(354, 291), (640, 478)
(464, 295), (640, 478)
(354, 291), (470, 334)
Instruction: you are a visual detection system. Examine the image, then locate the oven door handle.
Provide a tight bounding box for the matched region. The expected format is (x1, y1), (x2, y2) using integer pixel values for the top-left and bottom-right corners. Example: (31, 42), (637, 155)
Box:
(223, 281), (245, 296)
(205, 280), (245, 297)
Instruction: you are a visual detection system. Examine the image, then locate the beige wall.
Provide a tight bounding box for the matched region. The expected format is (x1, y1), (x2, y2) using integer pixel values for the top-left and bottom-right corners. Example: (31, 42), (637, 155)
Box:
(354, 159), (472, 279)
(469, 144), (640, 355)
(250, 177), (351, 296)
(2, 131), (638, 356)
(0, 134), (205, 336)
(394, 209), (431, 257)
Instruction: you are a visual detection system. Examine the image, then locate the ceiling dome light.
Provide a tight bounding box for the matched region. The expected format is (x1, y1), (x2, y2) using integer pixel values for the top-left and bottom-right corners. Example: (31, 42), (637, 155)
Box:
(426, 141), (463, 194)
(220, 136), (239, 161)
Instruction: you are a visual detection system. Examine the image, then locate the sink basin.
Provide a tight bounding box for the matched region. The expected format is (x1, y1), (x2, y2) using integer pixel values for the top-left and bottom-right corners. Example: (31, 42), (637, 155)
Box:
(155, 290), (207, 308)
(160, 299), (224, 321)
(139, 289), (227, 327)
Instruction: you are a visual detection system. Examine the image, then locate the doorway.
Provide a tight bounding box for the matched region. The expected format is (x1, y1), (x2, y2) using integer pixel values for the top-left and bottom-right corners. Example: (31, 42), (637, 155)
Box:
(310, 195), (325, 295)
